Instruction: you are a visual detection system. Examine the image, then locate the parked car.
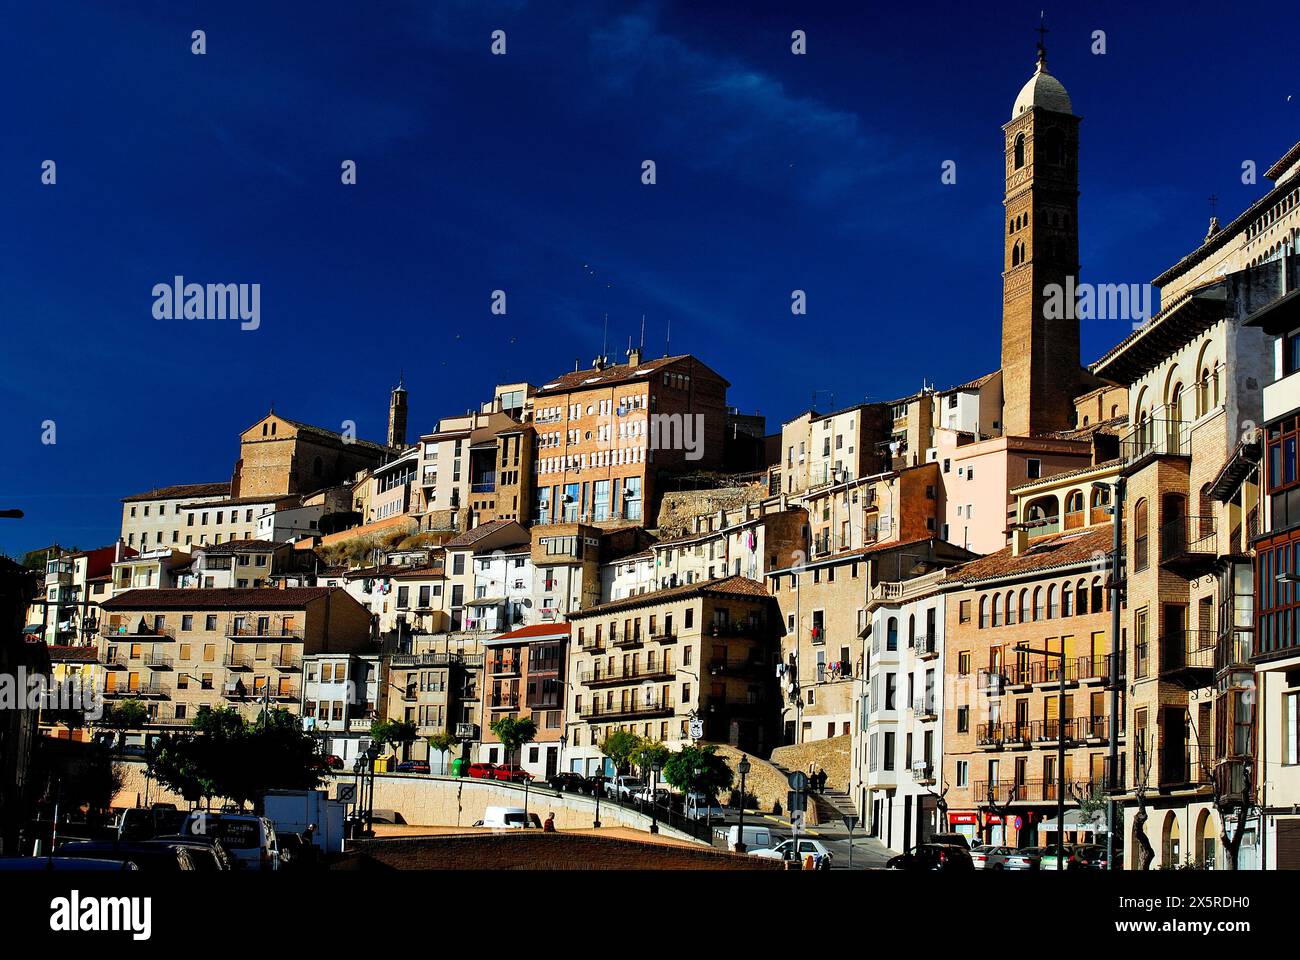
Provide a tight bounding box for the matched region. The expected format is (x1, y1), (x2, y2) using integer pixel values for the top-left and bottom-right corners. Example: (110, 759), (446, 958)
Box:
(144, 839), (229, 871)
(473, 806), (535, 829)
(466, 762), (499, 780)
(492, 764), (534, 783)
(179, 813), (279, 871)
(927, 832), (973, 850)
(322, 754), (345, 770)
(1041, 843), (1111, 871)
(153, 834), (234, 871)
(683, 792), (725, 821)
(631, 786), (672, 804)
(0, 857), (138, 871)
(395, 760), (431, 774)
(116, 806), (187, 841)
(548, 772), (595, 794)
(981, 846), (1042, 871)
(606, 776), (645, 800)
(885, 843), (975, 872)
(727, 825), (778, 852)
(55, 841), (198, 872)
(750, 838), (833, 869)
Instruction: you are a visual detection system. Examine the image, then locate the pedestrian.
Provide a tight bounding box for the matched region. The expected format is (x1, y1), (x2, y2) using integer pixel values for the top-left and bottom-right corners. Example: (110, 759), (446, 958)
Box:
(543, 811), (556, 833)
(817, 768), (827, 794)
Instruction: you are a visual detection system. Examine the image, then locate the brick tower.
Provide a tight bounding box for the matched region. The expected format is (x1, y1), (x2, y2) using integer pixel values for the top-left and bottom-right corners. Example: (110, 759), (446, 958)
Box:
(1000, 38), (1083, 437)
(388, 377), (409, 449)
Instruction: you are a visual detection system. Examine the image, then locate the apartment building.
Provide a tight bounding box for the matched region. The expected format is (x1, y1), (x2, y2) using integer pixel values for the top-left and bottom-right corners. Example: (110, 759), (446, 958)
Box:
(564, 575), (780, 775)
(176, 493), (311, 547)
(803, 465), (940, 561)
(532, 523), (604, 621)
(28, 544), (130, 645)
(232, 411), (396, 500)
(777, 403), (890, 495)
(361, 446), (419, 524)
(185, 540), (309, 590)
(97, 587), (372, 730)
(478, 623), (569, 779)
(416, 409), (522, 533)
(532, 350), (730, 529)
(468, 542), (534, 634)
(385, 640), (485, 765)
(120, 482), (230, 550)
(111, 547), (192, 594)
(942, 525), (1123, 849)
(38, 645), (102, 741)
(767, 538), (975, 746)
(1092, 258), (1273, 870)
(443, 519), (530, 633)
(855, 569), (954, 851)
(301, 651), (383, 766)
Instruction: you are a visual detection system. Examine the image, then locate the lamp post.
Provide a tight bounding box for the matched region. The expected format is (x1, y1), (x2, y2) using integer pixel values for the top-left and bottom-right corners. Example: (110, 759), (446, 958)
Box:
(364, 741), (381, 836)
(1016, 641), (1066, 867)
(736, 755), (751, 853)
(351, 755), (365, 836)
(593, 779), (602, 829)
(649, 760), (663, 834)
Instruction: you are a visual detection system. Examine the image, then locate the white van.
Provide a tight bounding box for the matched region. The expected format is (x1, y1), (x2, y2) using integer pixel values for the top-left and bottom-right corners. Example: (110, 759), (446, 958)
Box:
(180, 812), (279, 870)
(474, 806), (539, 829)
(684, 792), (725, 821)
(726, 824), (776, 851)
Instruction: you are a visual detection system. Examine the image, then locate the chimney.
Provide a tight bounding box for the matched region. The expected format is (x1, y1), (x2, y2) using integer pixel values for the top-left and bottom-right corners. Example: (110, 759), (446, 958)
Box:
(627, 345), (642, 367)
(1011, 527), (1029, 557)
(592, 355), (608, 371)
(574, 358), (581, 372)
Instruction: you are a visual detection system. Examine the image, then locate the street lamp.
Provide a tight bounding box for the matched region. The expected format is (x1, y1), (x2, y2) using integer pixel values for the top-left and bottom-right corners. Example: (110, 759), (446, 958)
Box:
(649, 760), (663, 834)
(736, 755), (752, 853)
(363, 741), (381, 836)
(1015, 641), (1066, 868)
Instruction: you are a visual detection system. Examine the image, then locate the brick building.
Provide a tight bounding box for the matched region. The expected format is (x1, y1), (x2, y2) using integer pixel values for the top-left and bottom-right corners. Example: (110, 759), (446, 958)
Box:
(478, 622), (570, 779)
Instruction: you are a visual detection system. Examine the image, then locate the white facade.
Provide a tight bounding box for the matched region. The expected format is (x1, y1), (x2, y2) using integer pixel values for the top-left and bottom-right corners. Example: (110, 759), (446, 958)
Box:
(300, 653), (382, 767)
(467, 548), (534, 634)
(854, 571), (949, 852)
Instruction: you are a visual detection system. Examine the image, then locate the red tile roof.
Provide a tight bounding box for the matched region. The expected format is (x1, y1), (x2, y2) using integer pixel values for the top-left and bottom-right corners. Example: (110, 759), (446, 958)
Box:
(535, 354), (729, 395)
(946, 525), (1114, 586)
(444, 519), (521, 549)
(485, 623), (571, 645)
(102, 587), (338, 610)
(122, 482), (230, 503)
(46, 645), (100, 663)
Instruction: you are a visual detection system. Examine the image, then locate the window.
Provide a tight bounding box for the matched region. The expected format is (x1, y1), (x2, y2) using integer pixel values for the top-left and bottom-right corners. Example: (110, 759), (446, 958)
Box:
(956, 759), (969, 787)
(1027, 458), (1041, 479)
(1133, 499), (1150, 571)
(1013, 133), (1025, 168)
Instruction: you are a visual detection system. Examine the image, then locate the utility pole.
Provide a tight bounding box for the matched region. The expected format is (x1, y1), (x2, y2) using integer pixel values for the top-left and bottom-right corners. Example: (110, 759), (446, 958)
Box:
(1106, 478), (1125, 871)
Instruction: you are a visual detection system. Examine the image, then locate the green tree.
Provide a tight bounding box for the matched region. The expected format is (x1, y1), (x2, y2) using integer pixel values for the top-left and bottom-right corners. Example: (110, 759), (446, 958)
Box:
(427, 732), (460, 754)
(631, 738), (670, 777)
(489, 715), (537, 768)
(599, 730), (642, 774)
(663, 745), (733, 800)
(370, 720), (418, 763)
(97, 699), (149, 751)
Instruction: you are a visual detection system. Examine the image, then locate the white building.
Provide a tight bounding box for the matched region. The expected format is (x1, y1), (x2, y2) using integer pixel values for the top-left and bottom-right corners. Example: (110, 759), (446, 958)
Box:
(854, 569), (951, 852)
(468, 543), (534, 634)
(300, 652), (383, 767)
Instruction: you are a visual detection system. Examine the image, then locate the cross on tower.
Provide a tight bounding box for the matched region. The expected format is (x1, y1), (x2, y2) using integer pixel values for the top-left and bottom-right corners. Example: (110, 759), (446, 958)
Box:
(1036, 12), (1049, 60)
(1209, 194), (1219, 218)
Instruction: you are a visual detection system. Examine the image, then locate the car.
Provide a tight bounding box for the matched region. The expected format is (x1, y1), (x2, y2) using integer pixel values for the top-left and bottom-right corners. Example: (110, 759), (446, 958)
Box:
(606, 776), (645, 800)
(1041, 843), (1112, 871)
(548, 772), (595, 794)
(179, 812), (279, 871)
(631, 786), (672, 804)
(750, 838), (833, 869)
(927, 832), (973, 850)
(0, 857), (138, 871)
(116, 806), (187, 842)
(323, 754), (345, 770)
(395, 760), (431, 774)
(55, 841), (198, 872)
(727, 825), (779, 852)
(885, 843), (975, 872)
(144, 839), (229, 871)
(980, 846), (1042, 871)
(466, 762), (499, 780)
(153, 834), (235, 871)
(473, 806), (535, 829)
(492, 764), (534, 783)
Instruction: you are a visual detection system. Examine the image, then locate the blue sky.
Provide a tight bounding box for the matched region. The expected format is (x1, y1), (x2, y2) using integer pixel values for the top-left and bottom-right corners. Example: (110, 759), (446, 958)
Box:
(1, 0), (1296, 555)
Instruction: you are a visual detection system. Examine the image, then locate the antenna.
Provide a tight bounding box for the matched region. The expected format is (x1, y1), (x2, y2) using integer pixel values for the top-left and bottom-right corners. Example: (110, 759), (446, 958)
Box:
(665, 316), (672, 357)
(602, 313), (609, 359)
(640, 314), (646, 350)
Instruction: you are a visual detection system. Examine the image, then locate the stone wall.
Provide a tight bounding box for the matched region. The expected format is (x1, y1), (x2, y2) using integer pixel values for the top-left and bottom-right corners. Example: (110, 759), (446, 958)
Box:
(770, 734), (852, 792)
(655, 484), (767, 537)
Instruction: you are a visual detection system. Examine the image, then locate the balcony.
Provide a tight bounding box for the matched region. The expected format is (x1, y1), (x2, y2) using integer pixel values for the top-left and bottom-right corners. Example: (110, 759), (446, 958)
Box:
(1078, 714), (1123, 741)
(226, 621), (305, 640)
(580, 697), (675, 721)
(106, 678), (170, 699)
(390, 651), (472, 668)
(271, 654), (301, 671)
(977, 670), (1007, 696)
(223, 654), (253, 671)
(910, 760), (936, 785)
(1029, 718), (1080, 744)
(1216, 632), (1254, 673)
(1213, 757), (1255, 803)
(1120, 418), (1190, 466)
(611, 631), (644, 649)
(911, 698), (938, 721)
(911, 634), (939, 660)
(708, 658), (767, 679)
(580, 665), (675, 687)
(649, 631), (678, 644)
(1159, 630), (1216, 687)
(1160, 516), (1217, 575)
(101, 623), (175, 640)
(489, 692), (520, 711)
(489, 658), (521, 677)
(1153, 745), (1212, 789)
(144, 653), (173, 669)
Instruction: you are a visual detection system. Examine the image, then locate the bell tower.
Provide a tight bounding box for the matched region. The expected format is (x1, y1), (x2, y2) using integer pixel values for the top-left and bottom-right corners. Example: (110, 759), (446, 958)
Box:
(388, 376), (409, 449)
(1000, 34), (1083, 437)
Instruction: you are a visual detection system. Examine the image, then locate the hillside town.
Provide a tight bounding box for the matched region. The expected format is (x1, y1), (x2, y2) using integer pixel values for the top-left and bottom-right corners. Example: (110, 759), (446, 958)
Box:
(5, 39), (1300, 874)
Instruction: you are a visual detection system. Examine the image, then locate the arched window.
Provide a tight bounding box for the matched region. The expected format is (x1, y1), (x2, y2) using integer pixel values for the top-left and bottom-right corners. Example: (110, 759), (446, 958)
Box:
(991, 597), (1002, 627)
(1064, 489), (1085, 528)
(1047, 584), (1060, 618)
(1061, 583), (1073, 617)
(908, 614), (917, 642)
(1018, 589), (1029, 623)
(1012, 243), (1021, 267)
(270, 421), (277, 435)
(978, 596), (989, 629)
(1134, 498), (1150, 570)
(1075, 578), (1088, 615)
(262, 423), (268, 436)
(1032, 586), (1044, 620)
(1014, 133), (1026, 169)
(887, 617), (898, 650)
(1005, 591), (1015, 626)
(1091, 576), (1104, 613)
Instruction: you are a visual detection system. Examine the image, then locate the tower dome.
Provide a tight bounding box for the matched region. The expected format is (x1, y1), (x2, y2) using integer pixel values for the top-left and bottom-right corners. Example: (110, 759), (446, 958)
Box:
(1011, 46), (1073, 119)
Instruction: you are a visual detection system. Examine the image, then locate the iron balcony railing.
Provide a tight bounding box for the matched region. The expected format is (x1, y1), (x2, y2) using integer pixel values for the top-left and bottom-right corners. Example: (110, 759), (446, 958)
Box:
(1150, 745), (1212, 788)
(580, 697), (675, 720)
(1159, 629), (1217, 679)
(1161, 515), (1217, 568)
(911, 634), (939, 658)
(912, 697), (938, 719)
(1120, 417), (1190, 464)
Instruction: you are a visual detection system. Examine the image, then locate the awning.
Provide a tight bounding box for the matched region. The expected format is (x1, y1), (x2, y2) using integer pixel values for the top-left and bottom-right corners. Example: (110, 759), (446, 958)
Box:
(1041, 810), (1106, 833)
(466, 597), (504, 607)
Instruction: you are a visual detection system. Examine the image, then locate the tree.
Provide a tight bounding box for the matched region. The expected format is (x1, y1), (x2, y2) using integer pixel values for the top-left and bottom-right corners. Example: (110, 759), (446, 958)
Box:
(662, 745), (733, 800)
(490, 716), (537, 767)
(631, 738), (670, 777)
(427, 732), (460, 754)
(1131, 730), (1157, 871)
(97, 699), (148, 751)
(370, 720), (418, 763)
(599, 730), (642, 774)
